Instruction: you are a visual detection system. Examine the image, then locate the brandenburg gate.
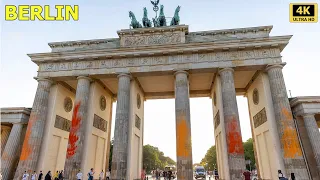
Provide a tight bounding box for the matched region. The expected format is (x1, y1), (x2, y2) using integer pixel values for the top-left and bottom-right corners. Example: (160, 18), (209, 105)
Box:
(1, 19), (320, 180)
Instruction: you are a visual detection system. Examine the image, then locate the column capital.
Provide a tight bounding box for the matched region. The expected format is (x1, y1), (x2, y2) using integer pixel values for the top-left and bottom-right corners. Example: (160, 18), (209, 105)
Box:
(77, 76), (93, 82)
(34, 77), (54, 84)
(117, 73), (132, 79)
(174, 70), (189, 77)
(218, 67), (234, 74)
(265, 63), (286, 72)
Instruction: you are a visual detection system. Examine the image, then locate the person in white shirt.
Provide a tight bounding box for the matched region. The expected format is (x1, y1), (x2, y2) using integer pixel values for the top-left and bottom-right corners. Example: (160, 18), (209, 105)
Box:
(76, 170), (82, 180)
(31, 171), (37, 180)
(106, 171), (110, 180)
(99, 170), (104, 180)
(22, 171), (29, 180)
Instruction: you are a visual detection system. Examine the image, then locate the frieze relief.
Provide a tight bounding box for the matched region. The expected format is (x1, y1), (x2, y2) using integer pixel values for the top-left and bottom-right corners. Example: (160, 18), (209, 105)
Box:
(39, 48), (280, 72)
(121, 32), (182, 47)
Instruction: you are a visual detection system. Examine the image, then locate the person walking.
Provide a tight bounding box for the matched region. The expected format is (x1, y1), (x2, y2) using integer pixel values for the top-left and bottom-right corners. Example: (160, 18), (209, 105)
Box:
(99, 170), (104, 180)
(87, 168), (95, 180)
(22, 171), (30, 180)
(140, 168), (146, 180)
(242, 170), (251, 180)
(38, 171), (43, 180)
(214, 169), (219, 180)
(76, 170), (82, 180)
(31, 171), (37, 180)
(44, 171), (52, 180)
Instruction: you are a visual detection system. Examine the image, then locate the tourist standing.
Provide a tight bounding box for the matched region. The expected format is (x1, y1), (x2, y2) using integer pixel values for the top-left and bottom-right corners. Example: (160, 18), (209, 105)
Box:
(140, 168), (146, 180)
(45, 171), (52, 180)
(53, 171), (59, 180)
(38, 171), (43, 180)
(105, 171), (110, 180)
(31, 171), (37, 180)
(58, 170), (64, 180)
(87, 168), (95, 180)
(99, 170), (104, 180)
(22, 171), (29, 180)
(242, 170), (251, 180)
(76, 170), (82, 180)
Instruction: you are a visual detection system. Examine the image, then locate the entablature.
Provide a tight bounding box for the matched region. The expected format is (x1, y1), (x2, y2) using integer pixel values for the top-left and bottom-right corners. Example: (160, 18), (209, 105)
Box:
(30, 35), (290, 65)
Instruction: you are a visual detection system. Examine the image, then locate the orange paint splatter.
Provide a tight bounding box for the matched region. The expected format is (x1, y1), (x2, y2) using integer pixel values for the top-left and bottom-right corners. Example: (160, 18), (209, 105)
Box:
(281, 108), (302, 158)
(226, 117), (244, 154)
(20, 114), (35, 160)
(176, 120), (191, 157)
(67, 102), (81, 158)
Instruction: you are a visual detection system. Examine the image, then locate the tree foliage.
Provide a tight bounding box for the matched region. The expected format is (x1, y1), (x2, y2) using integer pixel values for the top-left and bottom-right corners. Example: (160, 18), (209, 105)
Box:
(109, 143), (175, 173)
(200, 138), (256, 171)
(143, 144), (175, 173)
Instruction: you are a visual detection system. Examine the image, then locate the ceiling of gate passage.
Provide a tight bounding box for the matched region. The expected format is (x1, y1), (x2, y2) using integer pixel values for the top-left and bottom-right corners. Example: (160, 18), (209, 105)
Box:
(62, 70), (257, 99)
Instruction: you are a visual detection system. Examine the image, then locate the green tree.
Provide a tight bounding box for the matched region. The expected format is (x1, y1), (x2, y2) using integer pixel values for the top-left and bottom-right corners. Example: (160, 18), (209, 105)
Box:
(200, 145), (217, 171)
(243, 138), (255, 170)
(200, 138), (256, 171)
(143, 144), (175, 173)
(108, 139), (114, 171)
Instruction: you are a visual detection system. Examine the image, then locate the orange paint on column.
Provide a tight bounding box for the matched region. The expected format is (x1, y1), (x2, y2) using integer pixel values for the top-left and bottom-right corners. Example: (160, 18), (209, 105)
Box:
(281, 108), (302, 158)
(67, 102), (81, 158)
(176, 119), (191, 157)
(226, 118), (244, 154)
(19, 115), (35, 160)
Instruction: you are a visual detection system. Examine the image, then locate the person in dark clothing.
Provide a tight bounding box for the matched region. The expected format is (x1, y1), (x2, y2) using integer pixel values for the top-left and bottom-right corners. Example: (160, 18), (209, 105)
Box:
(58, 170), (64, 180)
(291, 173), (295, 180)
(45, 171), (52, 180)
(38, 171), (43, 180)
(242, 170), (251, 180)
(167, 170), (172, 180)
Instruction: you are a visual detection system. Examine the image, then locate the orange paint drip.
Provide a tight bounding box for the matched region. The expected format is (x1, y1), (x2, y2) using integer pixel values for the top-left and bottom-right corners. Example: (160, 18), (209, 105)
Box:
(281, 108), (302, 158)
(226, 117), (244, 154)
(176, 119), (191, 157)
(20, 114), (35, 160)
(67, 102), (81, 158)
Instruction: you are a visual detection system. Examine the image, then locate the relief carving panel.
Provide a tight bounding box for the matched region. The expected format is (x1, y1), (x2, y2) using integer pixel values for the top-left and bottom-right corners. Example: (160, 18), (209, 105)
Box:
(135, 115), (141, 130)
(93, 114), (108, 132)
(253, 108), (267, 128)
(214, 111), (220, 129)
(54, 115), (71, 132)
(122, 32), (182, 47)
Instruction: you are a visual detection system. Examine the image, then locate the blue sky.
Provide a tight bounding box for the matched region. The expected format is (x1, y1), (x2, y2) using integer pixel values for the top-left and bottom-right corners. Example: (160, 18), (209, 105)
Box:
(1, 0), (319, 163)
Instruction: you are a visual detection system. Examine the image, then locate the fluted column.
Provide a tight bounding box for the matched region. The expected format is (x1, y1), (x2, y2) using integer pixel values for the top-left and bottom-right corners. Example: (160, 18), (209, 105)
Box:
(219, 68), (245, 180)
(111, 73), (131, 180)
(1, 126), (11, 155)
(302, 113), (320, 174)
(266, 64), (308, 178)
(14, 78), (53, 179)
(2, 123), (24, 180)
(174, 70), (193, 180)
(64, 76), (92, 180)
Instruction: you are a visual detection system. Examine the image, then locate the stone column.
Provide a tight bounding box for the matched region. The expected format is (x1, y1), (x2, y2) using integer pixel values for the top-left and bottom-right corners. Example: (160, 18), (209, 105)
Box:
(219, 68), (245, 180)
(302, 113), (320, 174)
(1, 126), (11, 155)
(2, 123), (24, 180)
(174, 70), (193, 180)
(64, 76), (92, 180)
(266, 64), (308, 178)
(14, 78), (52, 179)
(111, 74), (131, 180)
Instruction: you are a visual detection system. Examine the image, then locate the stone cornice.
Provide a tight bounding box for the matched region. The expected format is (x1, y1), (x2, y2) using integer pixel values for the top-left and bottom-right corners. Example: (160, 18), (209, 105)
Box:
(29, 35), (291, 64)
(1, 107), (31, 115)
(290, 96), (320, 107)
(188, 25), (273, 36)
(117, 25), (189, 35)
(48, 38), (119, 48)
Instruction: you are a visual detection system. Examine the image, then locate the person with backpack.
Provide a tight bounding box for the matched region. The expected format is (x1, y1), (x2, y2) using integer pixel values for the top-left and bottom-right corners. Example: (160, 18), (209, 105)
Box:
(87, 168), (95, 180)
(58, 170), (64, 180)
